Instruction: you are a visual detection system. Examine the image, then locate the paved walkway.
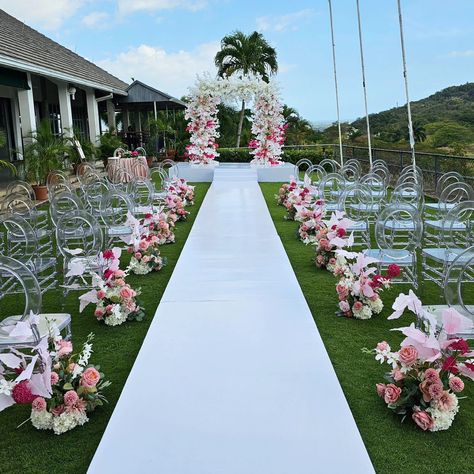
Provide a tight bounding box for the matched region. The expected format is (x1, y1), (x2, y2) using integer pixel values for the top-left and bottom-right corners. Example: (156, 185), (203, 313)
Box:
(88, 166), (374, 474)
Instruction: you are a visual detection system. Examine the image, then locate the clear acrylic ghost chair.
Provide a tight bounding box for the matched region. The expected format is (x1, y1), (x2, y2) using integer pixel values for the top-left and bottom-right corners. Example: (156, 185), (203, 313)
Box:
(0, 214), (57, 295)
(372, 159), (389, 171)
(372, 166), (391, 187)
(425, 179), (471, 218)
(77, 164), (101, 189)
(340, 163), (360, 187)
(113, 147), (126, 157)
(360, 173), (387, 203)
(127, 179), (161, 215)
(50, 192), (85, 227)
(99, 190), (134, 247)
(83, 179), (110, 216)
(424, 183), (474, 245)
(319, 158), (340, 174)
(159, 159), (179, 180)
(0, 256), (71, 349)
(132, 158), (150, 180)
(420, 246), (474, 339)
(150, 167), (168, 199)
(5, 180), (35, 201)
(135, 146), (147, 156)
(345, 159), (362, 173)
(338, 183), (372, 248)
(391, 182), (425, 212)
(3, 184), (49, 229)
(319, 173), (346, 212)
(305, 164), (326, 197)
(56, 210), (105, 298)
(366, 204), (422, 288)
(422, 201), (474, 287)
(293, 159), (312, 185)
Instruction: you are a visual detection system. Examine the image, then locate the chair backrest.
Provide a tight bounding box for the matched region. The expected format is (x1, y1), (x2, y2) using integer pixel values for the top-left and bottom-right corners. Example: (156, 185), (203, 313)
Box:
(56, 210), (104, 258)
(160, 159), (178, 179)
(375, 204), (423, 258)
(83, 180), (110, 213)
(305, 164), (326, 185)
(360, 173), (386, 200)
(133, 159), (150, 180)
(340, 163), (360, 184)
(345, 159), (362, 173)
(319, 158), (339, 173)
(2, 193), (35, 219)
(372, 167), (391, 187)
(127, 179), (154, 208)
(444, 246), (474, 325)
(0, 214), (37, 262)
(113, 147), (126, 157)
(442, 201), (474, 250)
(99, 190), (135, 227)
(436, 171), (464, 197)
(372, 159), (389, 171)
(391, 182), (425, 210)
(150, 167), (168, 190)
(5, 180), (35, 201)
(293, 158), (312, 176)
(319, 173), (346, 204)
(338, 183), (374, 221)
(135, 146), (147, 156)
(439, 182), (474, 211)
(0, 255), (42, 322)
(50, 191), (84, 226)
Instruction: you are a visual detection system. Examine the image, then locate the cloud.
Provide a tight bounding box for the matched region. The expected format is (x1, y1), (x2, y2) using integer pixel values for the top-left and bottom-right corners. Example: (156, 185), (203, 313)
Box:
(256, 9), (314, 33)
(97, 42), (220, 97)
(0, 0), (83, 30)
(82, 11), (110, 28)
(447, 50), (474, 58)
(117, 0), (207, 15)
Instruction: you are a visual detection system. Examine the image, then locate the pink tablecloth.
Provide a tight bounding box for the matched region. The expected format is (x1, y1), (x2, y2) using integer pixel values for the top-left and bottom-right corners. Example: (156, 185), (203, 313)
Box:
(107, 157), (148, 182)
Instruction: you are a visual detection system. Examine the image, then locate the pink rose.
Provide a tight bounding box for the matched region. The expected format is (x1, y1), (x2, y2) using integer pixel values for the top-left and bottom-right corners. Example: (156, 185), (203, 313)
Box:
(56, 340), (73, 358)
(449, 376), (464, 393)
(64, 390), (79, 406)
(50, 372), (59, 385)
(142, 256), (150, 263)
(376, 341), (390, 352)
(392, 368), (405, 382)
(398, 346), (418, 366)
(412, 409), (433, 431)
(328, 258), (336, 266)
(127, 246), (134, 253)
(384, 384), (402, 404)
(124, 299), (137, 312)
(96, 289), (106, 299)
(32, 397), (47, 411)
(339, 301), (350, 313)
(80, 367), (100, 388)
(353, 301), (363, 312)
(94, 308), (105, 318)
(139, 240), (149, 251)
(376, 383), (386, 398)
(419, 380), (432, 402)
(319, 238), (329, 249)
(428, 382), (444, 400)
(114, 278), (126, 287)
(424, 368), (440, 383)
(120, 287), (135, 299)
(114, 270), (125, 278)
(106, 304), (114, 313)
(134, 252), (142, 260)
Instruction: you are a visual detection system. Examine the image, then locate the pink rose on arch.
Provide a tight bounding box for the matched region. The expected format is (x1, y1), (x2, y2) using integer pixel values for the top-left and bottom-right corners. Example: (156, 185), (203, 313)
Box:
(383, 384), (402, 404)
(80, 367), (100, 388)
(412, 409), (433, 431)
(115, 278), (126, 287)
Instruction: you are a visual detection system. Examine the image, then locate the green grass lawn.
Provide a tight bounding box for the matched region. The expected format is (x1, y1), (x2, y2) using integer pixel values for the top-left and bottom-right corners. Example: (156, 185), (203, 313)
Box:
(0, 183), (210, 474)
(260, 182), (474, 474)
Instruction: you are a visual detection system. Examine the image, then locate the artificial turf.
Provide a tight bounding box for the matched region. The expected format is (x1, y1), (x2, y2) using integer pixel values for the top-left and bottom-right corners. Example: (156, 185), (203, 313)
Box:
(0, 183), (210, 474)
(259, 182), (474, 474)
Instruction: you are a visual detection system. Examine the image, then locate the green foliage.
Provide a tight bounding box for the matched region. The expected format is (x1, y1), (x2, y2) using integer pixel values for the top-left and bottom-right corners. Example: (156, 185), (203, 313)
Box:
(425, 121), (474, 148)
(0, 128), (16, 174)
(68, 129), (97, 164)
(98, 128), (126, 160)
(24, 120), (70, 185)
(149, 110), (189, 157)
(217, 147), (333, 163)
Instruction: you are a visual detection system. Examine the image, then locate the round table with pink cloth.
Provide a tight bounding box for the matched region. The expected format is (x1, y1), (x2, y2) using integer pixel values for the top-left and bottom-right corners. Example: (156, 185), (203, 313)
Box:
(107, 156), (148, 182)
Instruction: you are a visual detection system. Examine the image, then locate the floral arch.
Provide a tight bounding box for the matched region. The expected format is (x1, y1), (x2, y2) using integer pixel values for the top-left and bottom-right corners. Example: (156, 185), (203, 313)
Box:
(184, 75), (287, 167)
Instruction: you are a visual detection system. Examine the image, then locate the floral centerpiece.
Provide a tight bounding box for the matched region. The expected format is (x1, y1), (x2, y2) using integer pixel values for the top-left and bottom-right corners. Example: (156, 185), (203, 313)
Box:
(314, 211), (354, 271)
(294, 202), (325, 244)
(31, 333), (111, 435)
(127, 234), (166, 275)
(275, 178), (298, 207)
(284, 185), (312, 221)
(165, 193), (189, 222)
(167, 178), (195, 206)
(367, 293), (474, 431)
(121, 150), (140, 158)
(143, 212), (176, 244)
(334, 252), (400, 319)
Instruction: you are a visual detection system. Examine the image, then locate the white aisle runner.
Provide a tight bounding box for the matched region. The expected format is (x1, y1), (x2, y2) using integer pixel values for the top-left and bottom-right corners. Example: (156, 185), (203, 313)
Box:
(89, 167), (374, 474)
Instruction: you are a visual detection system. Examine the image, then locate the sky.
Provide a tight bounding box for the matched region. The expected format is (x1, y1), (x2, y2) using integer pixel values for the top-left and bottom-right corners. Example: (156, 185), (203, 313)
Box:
(1, 0), (474, 123)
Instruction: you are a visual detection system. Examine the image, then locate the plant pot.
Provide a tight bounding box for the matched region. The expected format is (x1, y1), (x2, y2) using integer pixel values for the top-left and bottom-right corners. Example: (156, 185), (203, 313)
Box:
(146, 156), (155, 167)
(32, 185), (48, 201)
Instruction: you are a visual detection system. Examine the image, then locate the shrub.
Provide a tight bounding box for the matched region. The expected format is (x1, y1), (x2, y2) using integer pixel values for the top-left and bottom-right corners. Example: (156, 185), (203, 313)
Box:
(217, 147), (334, 164)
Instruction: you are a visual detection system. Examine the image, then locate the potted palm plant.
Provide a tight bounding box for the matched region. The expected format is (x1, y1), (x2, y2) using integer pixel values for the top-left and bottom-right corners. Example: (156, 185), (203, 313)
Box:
(24, 120), (70, 200)
(0, 128), (16, 175)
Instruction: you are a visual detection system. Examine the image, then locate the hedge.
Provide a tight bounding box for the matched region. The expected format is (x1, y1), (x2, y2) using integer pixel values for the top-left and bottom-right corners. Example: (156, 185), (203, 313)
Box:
(217, 147), (334, 164)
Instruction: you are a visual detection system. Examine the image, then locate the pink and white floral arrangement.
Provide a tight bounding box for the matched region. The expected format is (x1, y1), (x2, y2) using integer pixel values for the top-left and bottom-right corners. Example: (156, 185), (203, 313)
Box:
(275, 178), (298, 207)
(142, 211), (176, 245)
(167, 177), (195, 206)
(31, 333), (111, 435)
(294, 202), (325, 244)
(314, 211), (355, 271)
(127, 231), (166, 275)
(284, 184), (313, 221)
(368, 292), (474, 431)
(165, 193), (189, 222)
(334, 252), (400, 319)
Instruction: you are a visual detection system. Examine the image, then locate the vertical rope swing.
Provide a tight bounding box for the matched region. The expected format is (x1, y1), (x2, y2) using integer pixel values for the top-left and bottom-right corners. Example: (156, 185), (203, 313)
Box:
(328, 0), (344, 166)
(355, 0), (373, 169)
(396, 0), (417, 174)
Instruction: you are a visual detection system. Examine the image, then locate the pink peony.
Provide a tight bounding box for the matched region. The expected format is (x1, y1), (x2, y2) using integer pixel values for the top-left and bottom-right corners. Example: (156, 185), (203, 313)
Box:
(353, 301), (363, 312)
(384, 384), (402, 404)
(32, 397), (47, 412)
(449, 376), (464, 393)
(12, 380), (35, 404)
(433, 391), (456, 411)
(120, 287), (135, 299)
(63, 390), (79, 406)
(50, 372), (59, 385)
(376, 341), (390, 352)
(80, 367), (100, 388)
(376, 383), (386, 398)
(424, 368), (439, 383)
(56, 339), (73, 358)
(412, 409), (433, 431)
(428, 383), (444, 400)
(398, 346), (418, 366)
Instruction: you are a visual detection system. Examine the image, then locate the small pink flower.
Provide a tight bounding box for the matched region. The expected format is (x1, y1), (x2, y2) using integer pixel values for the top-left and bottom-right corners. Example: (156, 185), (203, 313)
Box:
(32, 397), (47, 412)
(449, 376), (464, 393)
(67, 363), (78, 373)
(134, 252), (142, 260)
(114, 270), (125, 278)
(56, 340), (73, 358)
(384, 384), (402, 404)
(376, 383), (386, 398)
(353, 301), (363, 312)
(339, 301), (350, 313)
(120, 287), (135, 299)
(139, 240), (149, 251)
(80, 367), (100, 388)
(424, 368), (439, 383)
(412, 409), (433, 431)
(51, 404), (65, 417)
(398, 346), (418, 366)
(50, 372), (59, 385)
(433, 391), (456, 411)
(328, 258), (336, 266)
(428, 383), (444, 400)
(115, 278), (126, 287)
(376, 341), (389, 352)
(106, 304), (114, 313)
(63, 390), (79, 406)
(94, 308), (105, 319)
(96, 289), (106, 300)
(392, 368), (405, 382)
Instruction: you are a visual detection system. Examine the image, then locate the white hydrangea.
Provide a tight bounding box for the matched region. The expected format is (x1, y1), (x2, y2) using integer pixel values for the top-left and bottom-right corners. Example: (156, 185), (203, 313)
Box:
(31, 409), (53, 430)
(368, 297), (384, 314)
(129, 257), (152, 275)
(105, 305), (128, 327)
(427, 395), (459, 432)
(354, 305), (373, 320)
(52, 411), (89, 435)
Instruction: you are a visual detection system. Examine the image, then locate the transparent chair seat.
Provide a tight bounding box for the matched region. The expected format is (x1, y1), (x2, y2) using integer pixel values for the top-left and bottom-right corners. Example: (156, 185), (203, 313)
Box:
(1, 257), (56, 275)
(0, 313), (71, 346)
(365, 248), (414, 265)
(347, 221), (369, 231)
(108, 225), (133, 236)
(153, 191), (167, 200)
(8, 227), (52, 241)
(383, 220), (416, 230)
(421, 248), (466, 264)
(425, 202), (457, 212)
(69, 256), (102, 272)
(350, 203), (381, 212)
(425, 220), (466, 231)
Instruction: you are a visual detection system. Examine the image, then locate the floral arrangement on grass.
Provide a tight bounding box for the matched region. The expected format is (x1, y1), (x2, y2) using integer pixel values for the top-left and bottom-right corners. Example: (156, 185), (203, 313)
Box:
(294, 202), (325, 244)
(31, 333), (111, 435)
(334, 252), (400, 319)
(367, 292), (474, 431)
(314, 211), (354, 271)
(284, 184), (312, 221)
(167, 177), (195, 206)
(143, 211), (176, 245)
(275, 178), (297, 207)
(165, 193), (189, 221)
(127, 233), (166, 275)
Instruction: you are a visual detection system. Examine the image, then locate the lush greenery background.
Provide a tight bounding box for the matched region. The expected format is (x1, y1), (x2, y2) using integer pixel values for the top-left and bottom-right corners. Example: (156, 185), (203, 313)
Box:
(260, 182), (474, 474)
(0, 183), (210, 474)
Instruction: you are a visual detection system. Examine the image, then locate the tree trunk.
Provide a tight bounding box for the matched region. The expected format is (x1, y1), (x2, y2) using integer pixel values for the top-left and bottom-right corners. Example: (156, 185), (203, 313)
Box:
(236, 99), (245, 148)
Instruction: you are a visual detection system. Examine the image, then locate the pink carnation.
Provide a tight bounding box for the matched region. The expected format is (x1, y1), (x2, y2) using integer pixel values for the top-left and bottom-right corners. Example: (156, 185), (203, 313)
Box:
(449, 376), (464, 393)
(423, 368), (439, 383)
(32, 397), (47, 412)
(64, 390), (79, 406)
(12, 381), (35, 404)
(50, 372), (59, 385)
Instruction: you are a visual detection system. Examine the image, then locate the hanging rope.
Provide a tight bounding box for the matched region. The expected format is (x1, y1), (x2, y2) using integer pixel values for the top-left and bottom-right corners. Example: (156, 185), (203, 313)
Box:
(356, 0), (373, 169)
(396, 0), (417, 175)
(328, 0), (344, 166)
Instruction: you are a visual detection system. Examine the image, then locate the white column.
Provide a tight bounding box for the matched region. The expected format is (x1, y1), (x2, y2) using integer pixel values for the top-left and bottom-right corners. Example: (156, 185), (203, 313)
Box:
(106, 99), (116, 132)
(57, 82), (74, 138)
(17, 72), (36, 143)
(85, 87), (101, 145)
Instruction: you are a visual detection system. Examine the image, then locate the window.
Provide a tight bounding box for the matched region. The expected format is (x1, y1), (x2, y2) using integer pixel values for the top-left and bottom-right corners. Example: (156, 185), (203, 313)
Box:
(0, 97), (15, 162)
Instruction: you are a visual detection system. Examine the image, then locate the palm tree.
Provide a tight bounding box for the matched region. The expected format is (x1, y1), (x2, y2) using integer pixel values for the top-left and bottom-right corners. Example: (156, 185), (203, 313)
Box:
(214, 31), (278, 147)
(412, 121), (426, 143)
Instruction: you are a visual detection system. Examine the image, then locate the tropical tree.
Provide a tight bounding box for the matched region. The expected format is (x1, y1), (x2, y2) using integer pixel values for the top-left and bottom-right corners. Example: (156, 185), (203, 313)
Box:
(214, 31), (278, 147)
(411, 121), (427, 143)
(0, 128), (16, 174)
